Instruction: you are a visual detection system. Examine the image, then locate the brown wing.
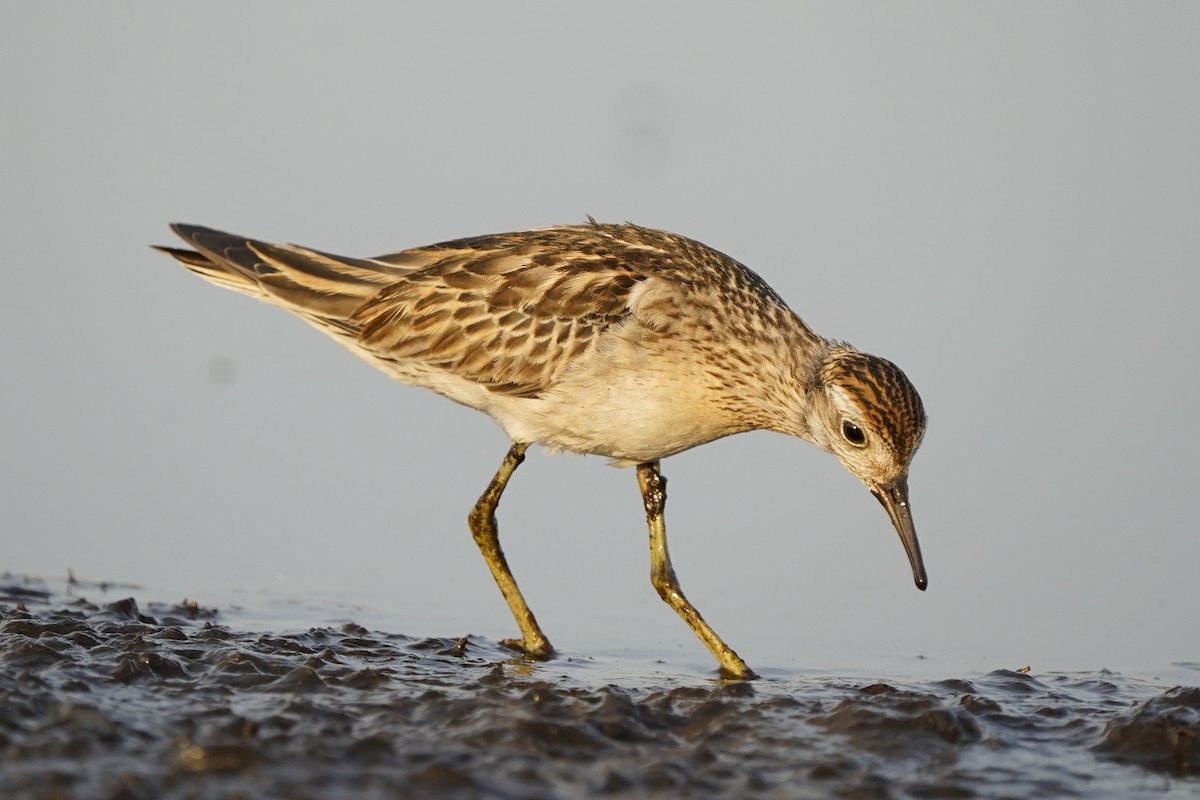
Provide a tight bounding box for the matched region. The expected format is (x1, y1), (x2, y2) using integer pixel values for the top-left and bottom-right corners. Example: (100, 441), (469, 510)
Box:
(161, 224), (649, 398)
(352, 237), (644, 396)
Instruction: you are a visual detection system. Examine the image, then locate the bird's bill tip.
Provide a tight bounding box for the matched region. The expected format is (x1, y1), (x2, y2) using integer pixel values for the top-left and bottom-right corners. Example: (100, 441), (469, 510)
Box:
(871, 477), (928, 592)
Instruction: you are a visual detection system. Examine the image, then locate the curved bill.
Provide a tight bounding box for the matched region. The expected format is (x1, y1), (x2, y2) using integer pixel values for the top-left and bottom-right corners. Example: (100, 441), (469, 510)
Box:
(871, 477), (928, 590)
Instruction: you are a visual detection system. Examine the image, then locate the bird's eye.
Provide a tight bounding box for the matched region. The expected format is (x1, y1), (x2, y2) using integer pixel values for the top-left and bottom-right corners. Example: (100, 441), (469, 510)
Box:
(842, 420), (867, 446)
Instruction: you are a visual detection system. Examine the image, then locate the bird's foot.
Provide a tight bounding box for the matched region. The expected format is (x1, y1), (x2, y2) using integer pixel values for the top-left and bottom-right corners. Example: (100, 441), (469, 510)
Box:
(500, 636), (554, 661)
(717, 662), (759, 681)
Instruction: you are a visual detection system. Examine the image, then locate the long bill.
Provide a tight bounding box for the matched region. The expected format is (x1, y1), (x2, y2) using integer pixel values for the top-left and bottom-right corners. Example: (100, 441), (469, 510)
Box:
(871, 477), (928, 591)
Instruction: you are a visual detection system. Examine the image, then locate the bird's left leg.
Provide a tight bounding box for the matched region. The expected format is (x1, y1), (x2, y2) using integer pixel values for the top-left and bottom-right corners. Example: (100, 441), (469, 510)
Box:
(467, 442), (553, 659)
(636, 461), (757, 680)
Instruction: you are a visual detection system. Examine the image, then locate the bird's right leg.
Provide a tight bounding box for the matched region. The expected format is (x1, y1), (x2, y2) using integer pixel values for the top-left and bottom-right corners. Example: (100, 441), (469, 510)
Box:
(636, 461), (757, 680)
(467, 442), (553, 659)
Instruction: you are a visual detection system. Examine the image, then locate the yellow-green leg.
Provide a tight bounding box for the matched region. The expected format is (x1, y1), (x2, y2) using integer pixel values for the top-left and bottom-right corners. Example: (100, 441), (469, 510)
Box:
(636, 461), (757, 680)
(468, 443), (552, 659)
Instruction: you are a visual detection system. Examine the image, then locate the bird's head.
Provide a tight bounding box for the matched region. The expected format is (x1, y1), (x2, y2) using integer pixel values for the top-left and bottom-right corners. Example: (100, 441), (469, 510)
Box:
(807, 347), (929, 590)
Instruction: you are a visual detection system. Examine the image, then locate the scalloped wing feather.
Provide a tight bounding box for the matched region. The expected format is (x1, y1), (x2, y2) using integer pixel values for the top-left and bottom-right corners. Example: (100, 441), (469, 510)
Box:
(352, 248), (643, 396)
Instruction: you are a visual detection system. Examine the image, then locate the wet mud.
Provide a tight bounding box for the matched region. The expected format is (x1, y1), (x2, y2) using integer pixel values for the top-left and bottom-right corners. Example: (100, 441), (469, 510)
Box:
(1, 576), (1197, 799)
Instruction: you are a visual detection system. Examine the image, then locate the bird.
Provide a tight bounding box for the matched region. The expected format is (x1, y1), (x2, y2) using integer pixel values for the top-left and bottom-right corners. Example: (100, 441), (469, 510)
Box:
(154, 220), (928, 680)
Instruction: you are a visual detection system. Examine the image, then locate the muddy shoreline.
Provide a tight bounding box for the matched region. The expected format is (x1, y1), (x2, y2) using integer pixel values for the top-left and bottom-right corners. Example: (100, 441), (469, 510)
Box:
(2, 577), (1197, 799)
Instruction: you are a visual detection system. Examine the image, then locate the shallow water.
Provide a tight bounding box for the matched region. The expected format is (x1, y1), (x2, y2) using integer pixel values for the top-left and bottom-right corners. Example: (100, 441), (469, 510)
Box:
(2, 575), (1197, 799)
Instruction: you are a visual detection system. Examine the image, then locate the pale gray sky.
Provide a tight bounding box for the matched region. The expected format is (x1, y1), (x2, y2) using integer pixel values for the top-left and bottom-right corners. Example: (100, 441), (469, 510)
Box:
(3, 3), (1197, 674)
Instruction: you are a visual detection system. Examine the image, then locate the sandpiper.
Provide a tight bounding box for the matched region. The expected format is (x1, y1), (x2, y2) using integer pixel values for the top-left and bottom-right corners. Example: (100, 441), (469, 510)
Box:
(156, 220), (928, 679)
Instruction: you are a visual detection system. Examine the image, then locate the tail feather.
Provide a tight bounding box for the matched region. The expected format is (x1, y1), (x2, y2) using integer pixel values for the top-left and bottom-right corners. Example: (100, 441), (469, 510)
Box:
(151, 242), (264, 299)
(155, 224), (418, 324)
(242, 240), (401, 318)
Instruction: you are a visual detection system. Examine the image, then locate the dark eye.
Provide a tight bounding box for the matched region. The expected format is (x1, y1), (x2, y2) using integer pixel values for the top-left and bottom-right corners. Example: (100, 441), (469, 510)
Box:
(842, 420), (867, 446)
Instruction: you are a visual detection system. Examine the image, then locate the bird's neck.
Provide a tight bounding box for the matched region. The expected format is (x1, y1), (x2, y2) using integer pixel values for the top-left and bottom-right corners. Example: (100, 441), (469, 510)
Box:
(726, 323), (831, 443)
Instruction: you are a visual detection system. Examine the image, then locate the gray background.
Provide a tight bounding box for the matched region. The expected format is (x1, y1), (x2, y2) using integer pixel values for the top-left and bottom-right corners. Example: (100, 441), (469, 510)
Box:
(4, 4), (1197, 675)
